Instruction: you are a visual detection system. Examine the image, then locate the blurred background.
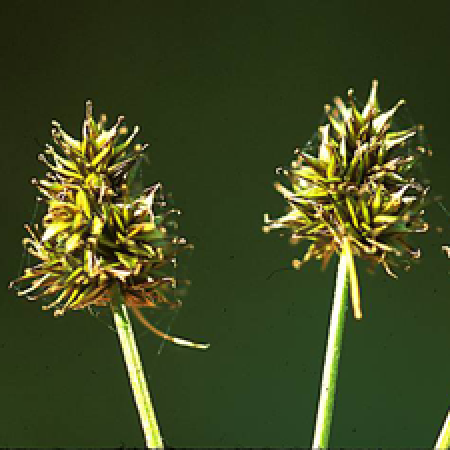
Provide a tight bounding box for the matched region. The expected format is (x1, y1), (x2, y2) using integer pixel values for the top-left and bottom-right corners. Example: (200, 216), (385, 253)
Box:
(1, 1), (449, 447)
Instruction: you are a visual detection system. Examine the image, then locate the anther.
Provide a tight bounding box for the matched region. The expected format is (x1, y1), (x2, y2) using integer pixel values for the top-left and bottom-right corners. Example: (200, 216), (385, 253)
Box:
(334, 96), (343, 108)
(86, 100), (93, 120)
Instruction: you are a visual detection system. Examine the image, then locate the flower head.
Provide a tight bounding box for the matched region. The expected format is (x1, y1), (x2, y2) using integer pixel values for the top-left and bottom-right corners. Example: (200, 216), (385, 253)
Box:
(264, 80), (430, 318)
(10, 101), (207, 349)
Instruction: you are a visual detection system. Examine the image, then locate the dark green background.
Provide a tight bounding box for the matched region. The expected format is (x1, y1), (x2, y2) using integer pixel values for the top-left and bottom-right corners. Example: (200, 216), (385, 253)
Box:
(1, 1), (449, 448)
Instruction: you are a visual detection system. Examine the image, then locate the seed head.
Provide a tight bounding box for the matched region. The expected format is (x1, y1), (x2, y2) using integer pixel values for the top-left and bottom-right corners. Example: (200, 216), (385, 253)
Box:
(10, 101), (207, 349)
(264, 81), (430, 319)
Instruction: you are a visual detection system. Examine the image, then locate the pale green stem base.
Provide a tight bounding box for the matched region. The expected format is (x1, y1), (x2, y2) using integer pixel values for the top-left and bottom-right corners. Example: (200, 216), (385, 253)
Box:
(311, 252), (350, 449)
(111, 283), (163, 449)
(435, 410), (450, 449)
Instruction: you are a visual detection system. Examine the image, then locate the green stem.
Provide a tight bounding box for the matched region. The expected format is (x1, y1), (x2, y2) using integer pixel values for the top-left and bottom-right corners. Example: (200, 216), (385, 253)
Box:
(111, 283), (164, 449)
(435, 410), (450, 449)
(311, 252), (350, 449)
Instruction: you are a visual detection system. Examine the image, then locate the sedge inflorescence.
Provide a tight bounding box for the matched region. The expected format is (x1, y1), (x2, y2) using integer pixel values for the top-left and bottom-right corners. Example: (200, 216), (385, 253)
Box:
(264, 80), (430, 319)
(10, 101), (207, 349)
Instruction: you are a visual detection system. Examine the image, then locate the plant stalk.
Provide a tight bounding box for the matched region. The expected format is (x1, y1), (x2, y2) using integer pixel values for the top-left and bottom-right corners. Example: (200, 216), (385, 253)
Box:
(311, 251), (350, 449)
(435, 410), (450, 449)
(111, 283), (163, 449)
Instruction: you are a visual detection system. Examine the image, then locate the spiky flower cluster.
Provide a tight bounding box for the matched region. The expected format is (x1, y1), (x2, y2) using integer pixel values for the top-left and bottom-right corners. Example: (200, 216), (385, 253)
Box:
(264, 80), (430, 318)
(11, 101), (206, 348)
